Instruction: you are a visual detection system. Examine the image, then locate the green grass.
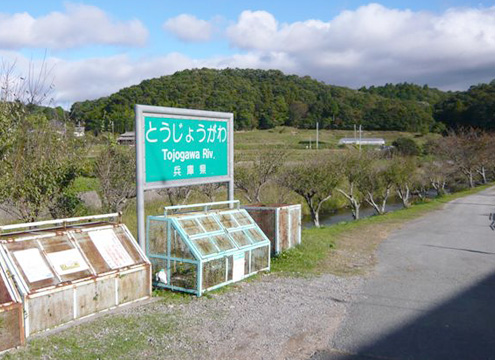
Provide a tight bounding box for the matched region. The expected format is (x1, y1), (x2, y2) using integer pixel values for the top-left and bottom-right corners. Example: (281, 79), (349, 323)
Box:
(271, 183), (494, 276)
(3, 311), (181, 360)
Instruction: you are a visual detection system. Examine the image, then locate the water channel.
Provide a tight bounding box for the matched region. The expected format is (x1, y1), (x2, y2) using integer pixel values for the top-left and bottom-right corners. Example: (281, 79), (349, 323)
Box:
(302, 200), (404, 228)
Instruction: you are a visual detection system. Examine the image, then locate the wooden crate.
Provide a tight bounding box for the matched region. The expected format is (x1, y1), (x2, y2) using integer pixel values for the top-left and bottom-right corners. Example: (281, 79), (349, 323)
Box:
(244, 204), (301, 255)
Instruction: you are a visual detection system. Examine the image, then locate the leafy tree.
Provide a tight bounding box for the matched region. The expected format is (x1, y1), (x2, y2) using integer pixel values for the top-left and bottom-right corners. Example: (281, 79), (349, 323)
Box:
(235, 148), (288, 203)
(278, 155), (341, 227)
(1, 115), (80, 221)
(388, 156), (418, 208)
(392, 137), (421, 156)
(358, 158), (394, 215)
(336, 151), (370, 220)
(95, 140), (136, 212)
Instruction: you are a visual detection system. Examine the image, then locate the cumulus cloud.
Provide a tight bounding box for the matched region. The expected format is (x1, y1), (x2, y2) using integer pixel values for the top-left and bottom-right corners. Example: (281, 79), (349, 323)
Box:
(3, 4), (495, 105)
(227, 4), (495, 89)
(0, 3), (148, 49)
(163, 14), (213, 42)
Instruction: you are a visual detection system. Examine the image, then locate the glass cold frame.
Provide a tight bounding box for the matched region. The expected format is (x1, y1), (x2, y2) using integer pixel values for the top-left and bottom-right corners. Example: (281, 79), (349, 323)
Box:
(212, 234), (236, 252)
(232, 211), (252, 226)
(229, 230), (252, 247)
(246, 227), (266, 243)
(178, 219), (204, 235)
(192, 237), (218, 256)
(197, 215), (222, 232)
(218, 213), (238, 228)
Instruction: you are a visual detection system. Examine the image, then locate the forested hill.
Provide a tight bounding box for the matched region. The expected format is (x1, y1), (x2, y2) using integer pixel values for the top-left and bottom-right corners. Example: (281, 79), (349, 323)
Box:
(70, 68), (448, 134)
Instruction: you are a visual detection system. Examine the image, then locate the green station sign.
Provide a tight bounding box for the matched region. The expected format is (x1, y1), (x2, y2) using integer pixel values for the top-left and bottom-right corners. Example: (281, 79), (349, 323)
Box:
(143, 116), (230, 184)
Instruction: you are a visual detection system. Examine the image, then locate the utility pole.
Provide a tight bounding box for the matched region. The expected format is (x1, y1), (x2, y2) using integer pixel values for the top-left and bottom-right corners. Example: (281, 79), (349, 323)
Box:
(359, 125), (362, 152)
(316, 121), (319, 150)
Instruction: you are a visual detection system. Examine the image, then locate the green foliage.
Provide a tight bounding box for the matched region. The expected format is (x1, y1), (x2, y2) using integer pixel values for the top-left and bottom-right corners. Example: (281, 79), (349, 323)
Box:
(70, 68), (443, 134)
(95, 140), (136, 212)
(392, 136), (421, 156)
(1, 114), (81, 221)
(434, 80), (495, 130)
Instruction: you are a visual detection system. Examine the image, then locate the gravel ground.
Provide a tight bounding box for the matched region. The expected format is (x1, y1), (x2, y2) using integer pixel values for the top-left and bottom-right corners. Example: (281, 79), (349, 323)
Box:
(130, 273), (363, 360)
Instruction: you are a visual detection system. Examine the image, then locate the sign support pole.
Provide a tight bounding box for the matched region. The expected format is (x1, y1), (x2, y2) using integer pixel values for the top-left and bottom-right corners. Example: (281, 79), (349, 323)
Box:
(134, 105), (234, 252)
(135, 105), (146, 251)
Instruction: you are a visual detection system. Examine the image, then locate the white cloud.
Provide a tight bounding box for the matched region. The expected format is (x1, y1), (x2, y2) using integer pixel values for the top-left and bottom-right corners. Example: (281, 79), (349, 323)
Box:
(0, 3), (148, 49)
(227, 4), (495, 89)
(163, 14), (213, 42)
(3, 4), (495, 106)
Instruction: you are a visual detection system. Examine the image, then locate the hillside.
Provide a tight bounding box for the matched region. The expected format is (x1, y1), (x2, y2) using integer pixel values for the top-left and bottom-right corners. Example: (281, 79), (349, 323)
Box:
(70, 68), (446, 134)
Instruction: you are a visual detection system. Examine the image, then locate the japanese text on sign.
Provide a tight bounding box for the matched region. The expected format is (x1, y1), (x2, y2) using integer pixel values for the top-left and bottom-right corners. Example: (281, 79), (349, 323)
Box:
(144, 117), (229, 183)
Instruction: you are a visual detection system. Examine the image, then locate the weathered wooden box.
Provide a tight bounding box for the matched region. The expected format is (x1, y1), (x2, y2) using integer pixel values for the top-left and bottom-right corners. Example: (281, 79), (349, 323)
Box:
(0, 214), (151, 338)
(0, 254), (24, 353)
(244, 204), (301, 255)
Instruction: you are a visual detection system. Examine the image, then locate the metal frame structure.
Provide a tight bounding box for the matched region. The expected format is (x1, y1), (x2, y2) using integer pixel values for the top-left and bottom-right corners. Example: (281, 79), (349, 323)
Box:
(147, 201), (270, 296)
(135, 105), (235, 251)
(0, 214), (151, 338)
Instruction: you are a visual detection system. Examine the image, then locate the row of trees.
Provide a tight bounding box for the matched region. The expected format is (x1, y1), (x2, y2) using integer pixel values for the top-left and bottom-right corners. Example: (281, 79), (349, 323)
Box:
(235, 130), (495, 227)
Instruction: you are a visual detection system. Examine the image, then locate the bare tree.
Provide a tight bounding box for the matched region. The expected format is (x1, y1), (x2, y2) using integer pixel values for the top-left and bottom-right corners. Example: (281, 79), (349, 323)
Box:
(199, 183), (224, 202)
(235, 148), (288, 203)
(279, 155), (341, 227)
(431, 129), (482, 188)
(159, 187), (193, 207)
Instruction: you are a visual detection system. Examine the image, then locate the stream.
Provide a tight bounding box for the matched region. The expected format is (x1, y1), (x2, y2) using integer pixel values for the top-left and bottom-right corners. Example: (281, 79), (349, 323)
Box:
(302, 200), (404, 228)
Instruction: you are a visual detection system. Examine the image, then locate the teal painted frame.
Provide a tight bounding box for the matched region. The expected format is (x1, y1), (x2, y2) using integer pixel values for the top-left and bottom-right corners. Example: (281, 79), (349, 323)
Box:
(146, 208), (270, 296)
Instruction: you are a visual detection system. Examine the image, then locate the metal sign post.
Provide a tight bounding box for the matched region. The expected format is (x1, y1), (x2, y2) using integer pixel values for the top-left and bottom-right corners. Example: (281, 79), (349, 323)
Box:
(135, 105), (234, 250)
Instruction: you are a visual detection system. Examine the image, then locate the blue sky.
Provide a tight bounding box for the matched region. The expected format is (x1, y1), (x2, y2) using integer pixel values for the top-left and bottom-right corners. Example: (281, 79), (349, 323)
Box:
(1, 1), (494, 106)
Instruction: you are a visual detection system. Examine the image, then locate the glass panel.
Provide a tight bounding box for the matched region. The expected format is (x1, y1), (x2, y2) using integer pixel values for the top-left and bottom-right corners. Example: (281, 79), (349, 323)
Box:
(232, 211), (253, 226)
(148, 219), (168, 255)
(218, 213), (238, 229)
(113, 226), (144, 264)
(227, 255), (233, 282)
(72, 232), (112, 273)
(170, 228), (194, 259)
(212, 234), (235, 252)
(40, 234), (93, 282)
(202, 258), (226, 290)
(178, 219), (204, 236)
(246, 228), (266, 243)
(5, 241), (58, 291)
(192, 238), (218, 257)
(244, 250), (250, 275)
(0, 274), (13, 304)
(251, 246), (269, 272)
(197, 215), (221, 232)
(230, 231), (251, 247)
(169, 260), (197, 290)
(38, 234), (72, 253)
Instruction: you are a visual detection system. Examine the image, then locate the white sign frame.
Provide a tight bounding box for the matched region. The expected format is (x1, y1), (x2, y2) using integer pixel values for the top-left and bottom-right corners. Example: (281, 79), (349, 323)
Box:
(135, 105), (235, 251)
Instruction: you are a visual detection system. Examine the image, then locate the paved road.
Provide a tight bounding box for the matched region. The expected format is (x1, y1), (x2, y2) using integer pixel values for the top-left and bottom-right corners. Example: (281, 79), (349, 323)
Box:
(312, 187), (495, 360)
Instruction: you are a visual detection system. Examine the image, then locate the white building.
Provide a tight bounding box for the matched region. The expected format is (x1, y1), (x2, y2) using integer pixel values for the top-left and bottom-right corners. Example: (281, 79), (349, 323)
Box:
(338, 138), (385, 146)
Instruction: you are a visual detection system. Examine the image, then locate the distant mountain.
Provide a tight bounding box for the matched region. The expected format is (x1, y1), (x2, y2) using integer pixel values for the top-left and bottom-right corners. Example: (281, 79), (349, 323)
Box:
(70, 68), (449, 134)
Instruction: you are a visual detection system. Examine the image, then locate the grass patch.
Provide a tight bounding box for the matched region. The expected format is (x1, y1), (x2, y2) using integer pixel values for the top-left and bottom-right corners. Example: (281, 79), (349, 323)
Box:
(271, 183), (494, 277)
(3, 311), (180, 360)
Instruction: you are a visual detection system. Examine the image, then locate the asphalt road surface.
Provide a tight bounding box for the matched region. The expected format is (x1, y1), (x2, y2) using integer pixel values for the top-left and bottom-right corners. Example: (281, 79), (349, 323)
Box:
(312, 187), (495, 360)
